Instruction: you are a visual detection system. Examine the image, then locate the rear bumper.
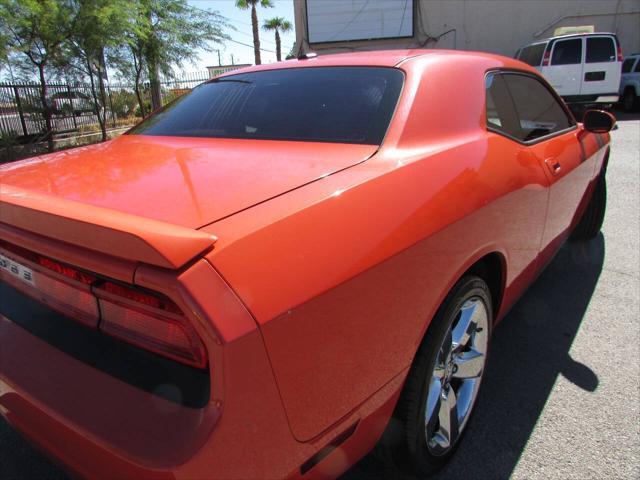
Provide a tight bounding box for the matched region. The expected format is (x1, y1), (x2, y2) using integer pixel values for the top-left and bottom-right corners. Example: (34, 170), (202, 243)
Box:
(0, 309), (406, 480)
(0, 315), (217, 479)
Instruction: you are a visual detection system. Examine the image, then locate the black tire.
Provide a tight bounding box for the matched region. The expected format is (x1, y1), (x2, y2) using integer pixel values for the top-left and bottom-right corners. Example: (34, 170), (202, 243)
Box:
(622, 88), (638, 112)
(378, 276), (493, 477)
(571, 174), (607, 241)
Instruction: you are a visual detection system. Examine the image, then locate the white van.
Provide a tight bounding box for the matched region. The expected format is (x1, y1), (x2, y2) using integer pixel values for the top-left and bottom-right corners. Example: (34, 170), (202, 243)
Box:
(516, 33), (622, 107)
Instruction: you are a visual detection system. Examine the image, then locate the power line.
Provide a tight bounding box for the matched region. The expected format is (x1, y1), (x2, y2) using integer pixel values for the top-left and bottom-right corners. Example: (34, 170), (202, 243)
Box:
(230, 27), (277, 46)
(226, 38), (276, 54)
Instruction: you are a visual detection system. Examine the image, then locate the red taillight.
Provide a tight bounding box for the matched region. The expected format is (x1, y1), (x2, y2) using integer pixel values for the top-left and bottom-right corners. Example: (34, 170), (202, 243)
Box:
(542, 50), (551, 66)
(1, 242), (100, 327)
(0, 241), (207, 369)
(0, 265), (100, 327)
(38, 256), (96, 284)
(617, 44), (623, 62)
(94, 282), (207, 369)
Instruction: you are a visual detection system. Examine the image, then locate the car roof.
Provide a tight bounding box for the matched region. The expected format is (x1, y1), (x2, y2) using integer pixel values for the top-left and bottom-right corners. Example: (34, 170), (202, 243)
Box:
(532, 32), (617, 44)
(219, 49), (528, 76)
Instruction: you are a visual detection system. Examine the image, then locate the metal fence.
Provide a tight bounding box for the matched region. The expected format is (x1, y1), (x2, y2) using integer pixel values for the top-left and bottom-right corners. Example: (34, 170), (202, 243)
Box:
(0, 67), (243, 141)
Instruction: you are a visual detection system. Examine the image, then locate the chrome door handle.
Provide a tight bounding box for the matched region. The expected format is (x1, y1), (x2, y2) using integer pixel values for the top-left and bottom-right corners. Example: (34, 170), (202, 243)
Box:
(545, 158), (562, 176)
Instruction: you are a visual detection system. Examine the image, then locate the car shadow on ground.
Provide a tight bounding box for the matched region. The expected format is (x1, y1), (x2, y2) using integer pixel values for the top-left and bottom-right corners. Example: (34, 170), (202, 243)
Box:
(342, 234), (605, 480)
(611, 108), (640, 123)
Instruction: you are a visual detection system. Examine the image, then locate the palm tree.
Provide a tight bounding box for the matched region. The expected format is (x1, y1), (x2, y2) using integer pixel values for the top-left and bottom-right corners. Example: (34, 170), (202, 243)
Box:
(262, 17), (292, 62)
(235, 0), (273, 65)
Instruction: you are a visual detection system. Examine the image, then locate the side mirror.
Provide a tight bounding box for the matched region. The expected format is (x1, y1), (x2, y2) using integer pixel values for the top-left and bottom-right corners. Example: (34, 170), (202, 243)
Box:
(582, 109), (616, 133)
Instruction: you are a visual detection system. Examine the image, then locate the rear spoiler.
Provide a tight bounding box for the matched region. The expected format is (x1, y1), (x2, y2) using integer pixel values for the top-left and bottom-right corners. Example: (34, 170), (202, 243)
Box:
(0, 185), (216, 269)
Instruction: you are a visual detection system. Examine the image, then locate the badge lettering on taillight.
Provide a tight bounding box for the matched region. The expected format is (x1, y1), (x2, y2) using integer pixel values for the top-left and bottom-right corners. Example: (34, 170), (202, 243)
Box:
(0, 253), (36, 287)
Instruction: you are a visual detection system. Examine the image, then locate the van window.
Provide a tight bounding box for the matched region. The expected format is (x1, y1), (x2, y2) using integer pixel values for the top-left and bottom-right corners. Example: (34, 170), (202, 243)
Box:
(586, 37), (616, 63)
(518, 44), (546, 66)
(551, 39), (582, 65)
(634, 59), (640, 73)
(622, 58), (635, 73)
(502, 74), (573, 142)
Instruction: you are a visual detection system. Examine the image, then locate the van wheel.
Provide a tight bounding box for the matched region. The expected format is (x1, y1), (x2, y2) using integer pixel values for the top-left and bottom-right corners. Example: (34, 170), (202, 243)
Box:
(571, 174), (606, 241)
(379, 276), (492, 476)
(622, 88), (637, 112)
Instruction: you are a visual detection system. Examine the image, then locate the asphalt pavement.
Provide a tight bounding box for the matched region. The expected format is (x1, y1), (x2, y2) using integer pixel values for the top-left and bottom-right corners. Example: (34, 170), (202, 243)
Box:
(1, 111), (638, 480)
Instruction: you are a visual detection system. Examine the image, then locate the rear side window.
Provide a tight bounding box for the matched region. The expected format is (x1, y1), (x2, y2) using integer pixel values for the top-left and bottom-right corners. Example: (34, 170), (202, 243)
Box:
(518, 43), (546, 66)
(503, 74), (573, 141)
(634, 59), (640, 73)
(129, 67), (404, 145)
(551, 39), (582, 65)
(586, 37), (616, 63)
(622, 58), (635, 73)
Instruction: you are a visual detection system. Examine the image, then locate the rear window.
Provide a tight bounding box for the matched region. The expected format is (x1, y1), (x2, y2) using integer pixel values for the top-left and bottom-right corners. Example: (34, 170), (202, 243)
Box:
(518, 43), (547, 67)
(586, 37), (616, 63)
(622, 58), (635, 73)
(129, 67), (404, 145)
(551, 39), (582, 65)
(518, 43), (546, 66)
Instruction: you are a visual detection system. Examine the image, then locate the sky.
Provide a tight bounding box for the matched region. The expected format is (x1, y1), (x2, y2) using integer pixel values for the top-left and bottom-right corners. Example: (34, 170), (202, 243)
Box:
(187, 0), (297, 68)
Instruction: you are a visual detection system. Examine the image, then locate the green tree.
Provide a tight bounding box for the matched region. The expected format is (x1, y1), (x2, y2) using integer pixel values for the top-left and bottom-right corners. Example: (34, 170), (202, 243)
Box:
(262, 16), (292, 62)
(110, 40), (149, 117)
(137, 0), (228, 110)
(0, 0), (77, 152)
(65, 0), (139, 141)
(235, 0), (273, 65)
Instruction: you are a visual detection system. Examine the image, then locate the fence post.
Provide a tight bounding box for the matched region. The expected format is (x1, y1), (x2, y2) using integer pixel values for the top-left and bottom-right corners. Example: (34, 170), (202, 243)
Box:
(13, 86), (28, 136)
(66, 84), (79, 131)
(107, 85), (116, 128)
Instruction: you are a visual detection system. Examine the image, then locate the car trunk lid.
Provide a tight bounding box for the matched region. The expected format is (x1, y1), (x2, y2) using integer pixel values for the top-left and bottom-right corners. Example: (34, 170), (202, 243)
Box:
(0, 135), (377, 268)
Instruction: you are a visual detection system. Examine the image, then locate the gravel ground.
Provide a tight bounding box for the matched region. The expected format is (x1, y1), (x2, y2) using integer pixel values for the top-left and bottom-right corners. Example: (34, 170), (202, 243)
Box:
(1, 112), (639, 480)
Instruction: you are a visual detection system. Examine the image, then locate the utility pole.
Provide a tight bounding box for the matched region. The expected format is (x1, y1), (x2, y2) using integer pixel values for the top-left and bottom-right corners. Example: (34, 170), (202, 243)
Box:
(217, 50), (221, 66)
(231, 54), (235, 65)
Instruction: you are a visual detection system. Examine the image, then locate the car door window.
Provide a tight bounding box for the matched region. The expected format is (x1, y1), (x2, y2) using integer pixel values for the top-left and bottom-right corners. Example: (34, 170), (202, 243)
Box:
(634, 59), (640, 73)
(586, 37), (615, 63)
(551, 39), (582, 65)
(622, 58), (635, 73)
(502, 74), (574, 142)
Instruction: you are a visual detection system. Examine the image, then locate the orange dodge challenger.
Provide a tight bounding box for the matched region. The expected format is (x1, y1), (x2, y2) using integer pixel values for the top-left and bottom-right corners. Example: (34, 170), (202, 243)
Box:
(0, 50), (613, 479)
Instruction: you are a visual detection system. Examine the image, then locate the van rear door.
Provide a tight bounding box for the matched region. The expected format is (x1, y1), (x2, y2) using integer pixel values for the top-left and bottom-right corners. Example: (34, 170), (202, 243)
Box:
(543, 37), (584, 96)
(581, 35), (621, 97)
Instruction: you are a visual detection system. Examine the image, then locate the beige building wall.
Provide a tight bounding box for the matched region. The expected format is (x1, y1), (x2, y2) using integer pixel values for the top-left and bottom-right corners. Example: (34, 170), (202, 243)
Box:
(293, 0), (640, 58)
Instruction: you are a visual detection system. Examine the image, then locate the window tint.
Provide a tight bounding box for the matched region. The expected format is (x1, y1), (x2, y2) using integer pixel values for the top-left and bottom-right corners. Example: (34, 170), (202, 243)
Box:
(551, 39), (582, 65)
(485, 73), (520, 138)
(503, 74), (573, 141)
(586, 37), (615, 63)
(622, 58), (635, 73)
(129, 67), (404, 145)
(634, 59), (640, 73)
(518, 43), (546, 66)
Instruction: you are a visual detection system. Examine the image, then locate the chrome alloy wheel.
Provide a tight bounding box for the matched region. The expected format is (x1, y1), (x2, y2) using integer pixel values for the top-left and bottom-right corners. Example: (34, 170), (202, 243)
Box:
(424, 296), (489, 456)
